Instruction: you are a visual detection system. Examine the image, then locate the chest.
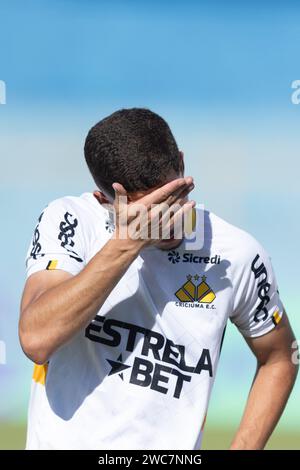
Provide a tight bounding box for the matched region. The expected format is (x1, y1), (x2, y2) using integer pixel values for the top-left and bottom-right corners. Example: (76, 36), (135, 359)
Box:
(87, 237), (233, 348)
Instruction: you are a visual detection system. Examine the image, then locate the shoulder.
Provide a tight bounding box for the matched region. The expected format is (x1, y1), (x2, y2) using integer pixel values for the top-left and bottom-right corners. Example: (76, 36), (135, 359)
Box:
(203, 209), (270, 267)
(45, 192), (103, 215)
(39, 192), (107, 226)
(32, 192), (111, 248)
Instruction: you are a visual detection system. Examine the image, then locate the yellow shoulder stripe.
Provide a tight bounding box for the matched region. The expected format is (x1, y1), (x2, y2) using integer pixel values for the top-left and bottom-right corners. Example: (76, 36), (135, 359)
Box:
(32, 363), (48, 385)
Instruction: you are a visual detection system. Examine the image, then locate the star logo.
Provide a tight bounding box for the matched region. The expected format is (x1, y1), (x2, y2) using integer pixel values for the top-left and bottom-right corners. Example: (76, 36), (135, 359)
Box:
(175, 274), (216, 303)
(106, 354), (131, 381)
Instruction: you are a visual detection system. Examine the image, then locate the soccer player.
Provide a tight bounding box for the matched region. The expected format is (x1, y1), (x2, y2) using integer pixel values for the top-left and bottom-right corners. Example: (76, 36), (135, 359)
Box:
(19, 108), (298, 450)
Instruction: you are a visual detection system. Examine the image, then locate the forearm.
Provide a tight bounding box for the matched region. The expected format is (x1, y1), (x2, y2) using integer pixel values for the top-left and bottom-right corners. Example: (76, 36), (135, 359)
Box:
(20, 237), (141, 364)
(230, 359), (298, 450)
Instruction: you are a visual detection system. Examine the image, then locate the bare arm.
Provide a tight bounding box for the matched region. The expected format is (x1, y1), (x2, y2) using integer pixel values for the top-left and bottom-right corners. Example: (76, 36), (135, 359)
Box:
(230, 312), (298, 450)
(19, 177), (195, 365)
(19, 238), (142, 365)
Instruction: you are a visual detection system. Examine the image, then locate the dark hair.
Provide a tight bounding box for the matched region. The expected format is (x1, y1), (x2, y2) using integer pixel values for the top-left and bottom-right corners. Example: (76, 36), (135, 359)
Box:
(84, 108), (181, 198)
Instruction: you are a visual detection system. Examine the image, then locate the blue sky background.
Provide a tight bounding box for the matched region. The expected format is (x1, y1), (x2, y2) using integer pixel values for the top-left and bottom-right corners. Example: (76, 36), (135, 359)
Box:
(0, 0), (299, 435)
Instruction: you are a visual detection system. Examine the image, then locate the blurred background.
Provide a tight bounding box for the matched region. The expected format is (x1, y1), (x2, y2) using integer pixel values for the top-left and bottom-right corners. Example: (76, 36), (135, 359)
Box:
(0, 0), (299, 449)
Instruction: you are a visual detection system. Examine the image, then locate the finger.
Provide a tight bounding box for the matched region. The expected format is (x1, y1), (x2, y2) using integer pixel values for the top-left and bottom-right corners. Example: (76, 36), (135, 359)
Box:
(112, 182), (128, 210)
(170, 200), (196, 237)
(156, 202), (195, 245)
(149, 197), (193, 240)
(141, 176), (193, 207)
(164, 181), (194, 207)
(153, 182), (194, 226)
(155, 200), (194, 241)
(112, 182), (127, 196)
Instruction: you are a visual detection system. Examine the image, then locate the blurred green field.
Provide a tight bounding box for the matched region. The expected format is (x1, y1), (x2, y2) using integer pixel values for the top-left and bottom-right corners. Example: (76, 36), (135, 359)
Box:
(0, 422), (299, 450)
(202, 426), (300, 450)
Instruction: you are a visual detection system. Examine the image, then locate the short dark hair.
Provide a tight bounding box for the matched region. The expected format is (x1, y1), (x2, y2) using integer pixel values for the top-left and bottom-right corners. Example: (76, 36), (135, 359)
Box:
(84, 108), (181, 198)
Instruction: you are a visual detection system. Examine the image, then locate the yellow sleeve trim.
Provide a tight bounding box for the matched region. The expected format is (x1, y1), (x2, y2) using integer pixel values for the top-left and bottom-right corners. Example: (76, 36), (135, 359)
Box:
(46, 259), (58, 270)
(32, 363), (48, 385)
(272, 309), (282, 326)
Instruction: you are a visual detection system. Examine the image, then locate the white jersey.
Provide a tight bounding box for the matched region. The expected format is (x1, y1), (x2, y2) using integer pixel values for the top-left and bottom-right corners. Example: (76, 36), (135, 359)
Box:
(24, 192), (284, 450)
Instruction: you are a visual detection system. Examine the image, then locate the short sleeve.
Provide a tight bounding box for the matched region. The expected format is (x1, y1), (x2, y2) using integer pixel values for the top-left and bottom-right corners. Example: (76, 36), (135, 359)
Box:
(230, 238), (284, 338)
(25, 198), (86, 279)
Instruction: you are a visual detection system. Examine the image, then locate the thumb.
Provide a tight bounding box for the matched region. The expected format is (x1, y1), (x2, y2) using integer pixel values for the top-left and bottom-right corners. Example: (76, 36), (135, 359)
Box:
(112, 182), (128, 210)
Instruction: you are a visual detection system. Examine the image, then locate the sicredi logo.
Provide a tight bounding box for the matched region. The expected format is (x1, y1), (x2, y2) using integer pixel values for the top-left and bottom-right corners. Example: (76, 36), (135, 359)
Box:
(168, 250), (220, 265)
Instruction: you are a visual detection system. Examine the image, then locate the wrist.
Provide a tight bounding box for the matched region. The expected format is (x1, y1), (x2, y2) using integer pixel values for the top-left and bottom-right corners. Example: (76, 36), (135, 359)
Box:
(109, 233), (146, 257)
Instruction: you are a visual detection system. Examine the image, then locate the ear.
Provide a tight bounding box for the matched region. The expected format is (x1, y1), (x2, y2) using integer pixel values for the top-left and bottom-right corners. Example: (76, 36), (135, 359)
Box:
(179, 150), (185, 175)
(93, 190), (111, 205)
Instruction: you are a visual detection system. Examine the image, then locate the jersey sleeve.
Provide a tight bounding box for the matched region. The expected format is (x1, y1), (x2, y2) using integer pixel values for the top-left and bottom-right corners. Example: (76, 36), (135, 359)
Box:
(25, 198), (86, 279)
(230, 237), (284, 338)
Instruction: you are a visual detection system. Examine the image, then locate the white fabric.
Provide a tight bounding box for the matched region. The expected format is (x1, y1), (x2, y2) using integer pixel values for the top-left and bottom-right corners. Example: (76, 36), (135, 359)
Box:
(24, 192), (283, 450)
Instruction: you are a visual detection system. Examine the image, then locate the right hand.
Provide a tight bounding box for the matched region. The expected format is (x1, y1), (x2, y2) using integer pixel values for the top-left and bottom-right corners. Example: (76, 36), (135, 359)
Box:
(112, 176), (195, 249)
